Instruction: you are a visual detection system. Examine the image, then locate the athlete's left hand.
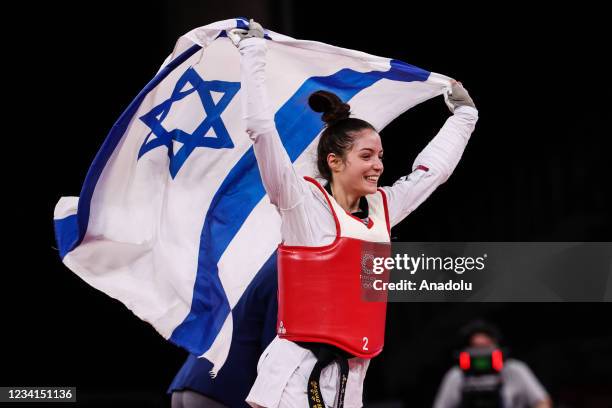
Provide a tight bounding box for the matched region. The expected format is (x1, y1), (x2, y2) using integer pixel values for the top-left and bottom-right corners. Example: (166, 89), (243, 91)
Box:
(446, 80), (476, 112)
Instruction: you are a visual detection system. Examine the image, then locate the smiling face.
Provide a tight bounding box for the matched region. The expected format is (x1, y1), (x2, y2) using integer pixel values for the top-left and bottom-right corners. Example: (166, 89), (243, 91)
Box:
(328, 128), (384, 196)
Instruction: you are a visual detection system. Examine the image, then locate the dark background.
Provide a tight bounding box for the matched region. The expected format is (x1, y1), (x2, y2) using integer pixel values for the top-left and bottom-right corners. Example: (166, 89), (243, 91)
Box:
(3, 0), (610, 406)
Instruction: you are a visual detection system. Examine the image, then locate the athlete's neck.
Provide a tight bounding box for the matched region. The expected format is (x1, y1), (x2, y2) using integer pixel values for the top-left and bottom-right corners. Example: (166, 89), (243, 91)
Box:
(330, 182), (361, 214)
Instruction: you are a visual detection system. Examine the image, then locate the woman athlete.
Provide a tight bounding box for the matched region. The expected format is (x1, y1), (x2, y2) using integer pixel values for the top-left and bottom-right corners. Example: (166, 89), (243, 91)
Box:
(229, 20), (479, 408)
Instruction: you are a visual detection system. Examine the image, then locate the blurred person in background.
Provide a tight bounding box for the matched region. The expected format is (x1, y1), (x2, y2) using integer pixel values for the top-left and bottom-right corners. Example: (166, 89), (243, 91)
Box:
(433, 320), (552, 408)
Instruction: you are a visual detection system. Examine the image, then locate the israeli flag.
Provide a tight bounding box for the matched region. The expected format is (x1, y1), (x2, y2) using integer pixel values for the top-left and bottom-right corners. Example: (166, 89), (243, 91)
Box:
(53, 18), (453, 374)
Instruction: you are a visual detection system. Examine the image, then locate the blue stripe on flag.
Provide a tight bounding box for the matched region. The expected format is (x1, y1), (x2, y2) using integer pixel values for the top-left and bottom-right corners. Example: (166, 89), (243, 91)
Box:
(236, 18), (249, 29)
(54, 214), (79, 259)
(169, 60), (430, 354)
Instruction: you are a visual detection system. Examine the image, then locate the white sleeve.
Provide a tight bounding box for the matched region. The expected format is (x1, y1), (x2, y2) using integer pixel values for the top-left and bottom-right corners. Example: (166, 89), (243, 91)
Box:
(238, 38), (307, 211)
(433, 367), (463, 408)
(382, 105), (479, 227)
(510, 361), (550, 406)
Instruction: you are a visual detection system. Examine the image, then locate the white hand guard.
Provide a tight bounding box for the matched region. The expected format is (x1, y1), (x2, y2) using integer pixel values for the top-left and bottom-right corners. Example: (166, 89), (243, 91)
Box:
(444, 81), (476, 112)
(227, 19), (264, 47)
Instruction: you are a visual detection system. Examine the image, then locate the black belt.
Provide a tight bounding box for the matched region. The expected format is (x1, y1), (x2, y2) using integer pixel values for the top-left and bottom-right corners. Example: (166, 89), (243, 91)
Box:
(296, 342), (351, 408)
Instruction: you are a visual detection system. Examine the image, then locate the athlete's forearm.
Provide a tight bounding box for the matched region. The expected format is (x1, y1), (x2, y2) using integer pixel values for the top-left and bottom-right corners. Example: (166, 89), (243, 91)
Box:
(412, 105), (479, 183)
(238, 37), (305, 209)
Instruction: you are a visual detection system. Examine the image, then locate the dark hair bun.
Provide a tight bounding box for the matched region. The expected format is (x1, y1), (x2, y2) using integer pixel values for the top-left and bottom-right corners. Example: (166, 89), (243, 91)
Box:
(308, 90), (350, 125)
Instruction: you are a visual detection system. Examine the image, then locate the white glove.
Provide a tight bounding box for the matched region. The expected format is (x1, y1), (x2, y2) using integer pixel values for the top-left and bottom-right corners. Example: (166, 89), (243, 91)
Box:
(445, 81), (476, 112)
(227, 19), (264, 47)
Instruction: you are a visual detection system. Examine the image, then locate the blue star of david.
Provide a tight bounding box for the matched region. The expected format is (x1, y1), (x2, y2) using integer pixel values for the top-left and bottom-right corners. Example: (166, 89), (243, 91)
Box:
(137, 67), (240, 178)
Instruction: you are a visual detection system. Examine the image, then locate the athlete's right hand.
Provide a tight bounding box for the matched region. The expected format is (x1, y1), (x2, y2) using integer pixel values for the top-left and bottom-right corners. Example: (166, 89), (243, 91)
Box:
(227, 19), (265, 47)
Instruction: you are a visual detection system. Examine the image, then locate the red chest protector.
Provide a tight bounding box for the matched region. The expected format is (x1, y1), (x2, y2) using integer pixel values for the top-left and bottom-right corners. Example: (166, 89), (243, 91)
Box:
(277, 177), (391, 358)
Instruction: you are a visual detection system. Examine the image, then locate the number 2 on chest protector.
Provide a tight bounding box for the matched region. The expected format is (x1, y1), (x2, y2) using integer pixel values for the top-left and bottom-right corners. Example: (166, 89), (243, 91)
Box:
(362, 336), (369, 351)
